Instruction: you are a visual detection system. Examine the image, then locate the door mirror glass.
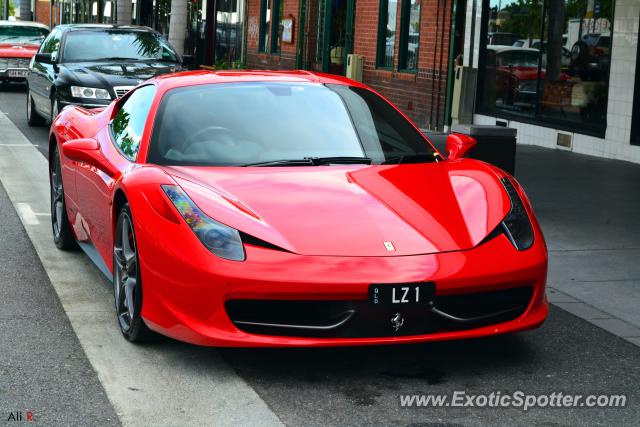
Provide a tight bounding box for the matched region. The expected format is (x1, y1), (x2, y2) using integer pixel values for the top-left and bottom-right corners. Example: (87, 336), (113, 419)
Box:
(35, 53), (52, 63)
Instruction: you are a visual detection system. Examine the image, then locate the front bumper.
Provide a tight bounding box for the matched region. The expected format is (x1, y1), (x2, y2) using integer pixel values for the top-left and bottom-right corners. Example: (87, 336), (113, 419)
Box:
(60, 99), (111, 110)
(129, 188), (548, 347)
(0, 68), (29, 80)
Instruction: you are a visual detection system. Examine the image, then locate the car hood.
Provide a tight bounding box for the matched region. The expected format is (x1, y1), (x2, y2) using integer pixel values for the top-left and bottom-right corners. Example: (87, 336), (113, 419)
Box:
(61, 61), (180, 87)
(163, 160), (511, 257)
(0, 43), (38, 58)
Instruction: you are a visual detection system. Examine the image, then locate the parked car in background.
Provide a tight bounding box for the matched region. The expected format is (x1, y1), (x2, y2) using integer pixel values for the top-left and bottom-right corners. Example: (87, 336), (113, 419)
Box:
(487, 32), (522, 47)
(531, 41), (571, 69)
(26, 24), (184, 126)
(570, 32), (611, 81)
(485, 46), (569, 108)
(0, 20), (49, 84)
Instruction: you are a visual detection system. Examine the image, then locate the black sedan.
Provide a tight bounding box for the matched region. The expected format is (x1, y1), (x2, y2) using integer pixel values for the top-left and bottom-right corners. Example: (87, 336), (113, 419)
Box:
(26, 24), (185, 125)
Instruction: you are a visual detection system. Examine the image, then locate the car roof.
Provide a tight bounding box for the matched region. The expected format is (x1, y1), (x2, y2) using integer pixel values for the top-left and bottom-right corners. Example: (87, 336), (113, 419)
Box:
(56, 24), (155, 32)
(487, 46), (538, 53)
(0, 20), (49, 30)
(151, 70), (369, 92)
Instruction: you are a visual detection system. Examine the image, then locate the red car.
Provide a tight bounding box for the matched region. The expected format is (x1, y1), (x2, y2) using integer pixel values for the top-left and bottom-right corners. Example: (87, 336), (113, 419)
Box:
(49, 70), (548, 347)
(0, 21), (49, 83)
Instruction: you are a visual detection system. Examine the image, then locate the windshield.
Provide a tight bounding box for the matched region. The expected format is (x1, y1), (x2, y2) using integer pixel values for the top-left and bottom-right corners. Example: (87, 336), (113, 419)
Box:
(0, 25), (48, 44)
(63, 30), (178, 62)
(497, 51), (539, 67)
(148, 82), (437, 166)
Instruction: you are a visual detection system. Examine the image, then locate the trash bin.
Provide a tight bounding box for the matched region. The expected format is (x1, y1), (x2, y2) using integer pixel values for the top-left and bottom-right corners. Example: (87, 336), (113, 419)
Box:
(451, 124), (517, 175)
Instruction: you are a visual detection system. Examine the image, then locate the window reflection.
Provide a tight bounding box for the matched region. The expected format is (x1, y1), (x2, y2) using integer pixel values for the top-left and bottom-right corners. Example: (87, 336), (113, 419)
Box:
(480, 0), (613, 133)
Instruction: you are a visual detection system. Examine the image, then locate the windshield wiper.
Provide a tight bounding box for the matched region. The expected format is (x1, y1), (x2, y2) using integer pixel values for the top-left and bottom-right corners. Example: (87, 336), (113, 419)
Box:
(243, 156), (372, 167)
(382, 153), (442, 165)
(100, 57), (141, 61)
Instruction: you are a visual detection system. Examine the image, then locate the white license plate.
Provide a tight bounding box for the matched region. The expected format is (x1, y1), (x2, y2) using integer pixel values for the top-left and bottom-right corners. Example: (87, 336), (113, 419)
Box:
(8, 70), (28, 78)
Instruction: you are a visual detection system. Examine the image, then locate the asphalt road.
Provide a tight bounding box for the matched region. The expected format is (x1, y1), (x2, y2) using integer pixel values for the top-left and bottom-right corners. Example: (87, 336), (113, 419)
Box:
(0, 181), (120, 425)
(1, 82), (640, 426)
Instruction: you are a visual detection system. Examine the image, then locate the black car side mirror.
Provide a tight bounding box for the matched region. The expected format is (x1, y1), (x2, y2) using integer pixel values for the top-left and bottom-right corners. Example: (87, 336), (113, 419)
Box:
(35, 52), (53, 64)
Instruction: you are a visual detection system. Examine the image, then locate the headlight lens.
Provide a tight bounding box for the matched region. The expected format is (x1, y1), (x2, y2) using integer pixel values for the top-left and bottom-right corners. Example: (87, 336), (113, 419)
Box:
(162, 185), (245, 261)
(70, 86), (111, 100)
(500, 177), (534, 250)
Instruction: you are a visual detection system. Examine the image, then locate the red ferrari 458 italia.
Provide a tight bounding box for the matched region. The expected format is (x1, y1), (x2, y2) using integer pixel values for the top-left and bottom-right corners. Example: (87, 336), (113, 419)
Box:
(49, 70), (548, 347)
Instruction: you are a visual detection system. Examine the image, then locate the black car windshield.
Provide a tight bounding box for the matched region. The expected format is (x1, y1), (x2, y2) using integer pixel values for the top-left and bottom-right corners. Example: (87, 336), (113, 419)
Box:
(0, 25), (48, 44)
(148, 82), (437, 166)
(63, 30), (178, 62)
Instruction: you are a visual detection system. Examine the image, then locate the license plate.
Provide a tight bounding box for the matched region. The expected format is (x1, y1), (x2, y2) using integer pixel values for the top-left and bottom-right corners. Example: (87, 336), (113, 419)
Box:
(369, 283), (435, 306)
(8, 69), (28, 78)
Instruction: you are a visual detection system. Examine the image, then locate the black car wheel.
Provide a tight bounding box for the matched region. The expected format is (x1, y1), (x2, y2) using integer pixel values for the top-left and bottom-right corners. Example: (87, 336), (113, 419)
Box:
(50, 96), (59, 124)
(113, 204), (153, 343)
(27, 89), (45, 127)
(50, 144), (77, 250)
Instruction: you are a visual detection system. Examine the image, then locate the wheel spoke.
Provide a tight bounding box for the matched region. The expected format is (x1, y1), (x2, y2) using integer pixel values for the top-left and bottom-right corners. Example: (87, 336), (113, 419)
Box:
(114, 247), (126, 270)
(124, 277), (136, 318)
(122, 217), (135, 262)
(55, 201), (63, 230)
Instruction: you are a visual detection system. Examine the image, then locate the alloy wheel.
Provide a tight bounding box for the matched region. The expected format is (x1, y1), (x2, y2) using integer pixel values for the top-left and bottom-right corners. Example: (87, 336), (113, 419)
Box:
(50, 147), (64, 240)
(113, 212), (138, 332)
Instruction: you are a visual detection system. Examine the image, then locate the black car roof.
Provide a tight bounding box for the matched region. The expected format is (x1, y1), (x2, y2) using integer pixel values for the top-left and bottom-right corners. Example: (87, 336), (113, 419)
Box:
(56, 24), (155, 32)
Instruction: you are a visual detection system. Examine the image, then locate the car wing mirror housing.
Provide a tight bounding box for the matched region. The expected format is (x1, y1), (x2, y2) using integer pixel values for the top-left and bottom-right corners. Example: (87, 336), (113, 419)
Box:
(446, 133), (477, 160)
(61, 138), (120, 178)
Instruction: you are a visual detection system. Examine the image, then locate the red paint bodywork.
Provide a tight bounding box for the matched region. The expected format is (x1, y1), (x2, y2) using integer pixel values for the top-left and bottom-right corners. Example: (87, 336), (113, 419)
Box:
(51, 70), (548, 347)
(0, 42), (39, 58)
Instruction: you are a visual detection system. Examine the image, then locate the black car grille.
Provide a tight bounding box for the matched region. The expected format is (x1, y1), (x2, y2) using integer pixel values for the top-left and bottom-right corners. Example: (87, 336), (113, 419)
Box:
(0, 57), (29, 70)
(114, 86), (135, 98)
(225, 286), (534, 338)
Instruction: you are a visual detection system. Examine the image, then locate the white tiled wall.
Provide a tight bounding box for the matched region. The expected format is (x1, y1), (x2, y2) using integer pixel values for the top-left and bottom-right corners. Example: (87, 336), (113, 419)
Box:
(466, 0), (640, 164)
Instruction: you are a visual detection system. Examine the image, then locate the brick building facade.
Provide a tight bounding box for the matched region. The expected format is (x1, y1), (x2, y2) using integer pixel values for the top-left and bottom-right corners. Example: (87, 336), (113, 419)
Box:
(245, 0), (459, 130)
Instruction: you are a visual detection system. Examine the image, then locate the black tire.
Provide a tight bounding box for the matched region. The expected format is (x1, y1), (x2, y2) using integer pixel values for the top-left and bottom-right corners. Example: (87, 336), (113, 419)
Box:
(113, 204), (153, 343)
(50, 95), (60, 124)
(50, 144), (78, 250)
(27, 88), (45, 127)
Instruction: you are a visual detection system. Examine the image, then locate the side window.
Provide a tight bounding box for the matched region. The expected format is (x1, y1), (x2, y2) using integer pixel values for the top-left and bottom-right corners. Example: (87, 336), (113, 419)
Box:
(110, 85), (156, 161)
(39, 29), (61, 60)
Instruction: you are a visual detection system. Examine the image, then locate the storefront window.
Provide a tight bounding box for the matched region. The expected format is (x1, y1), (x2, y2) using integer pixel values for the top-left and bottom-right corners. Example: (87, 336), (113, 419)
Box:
(478, 0), (613, 135)
(377, 0), (398, 68)
(399, 0), (420, 71)
(259, 0), (269, 52)
(216, 0), (244, 66)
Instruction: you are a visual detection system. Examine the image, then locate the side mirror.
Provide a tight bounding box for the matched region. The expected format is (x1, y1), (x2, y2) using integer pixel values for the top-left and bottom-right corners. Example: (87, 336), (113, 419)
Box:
(446, 133), (477, 160)
(61, 138), (120, 178)
(35, 52), (53, 63)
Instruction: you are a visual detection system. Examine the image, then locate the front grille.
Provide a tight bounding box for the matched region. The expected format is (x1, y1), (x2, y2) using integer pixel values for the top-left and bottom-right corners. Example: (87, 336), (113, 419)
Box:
(226, 286), (534, 338)
(113, 86), (134, 98)
(0, 57), (29, 71)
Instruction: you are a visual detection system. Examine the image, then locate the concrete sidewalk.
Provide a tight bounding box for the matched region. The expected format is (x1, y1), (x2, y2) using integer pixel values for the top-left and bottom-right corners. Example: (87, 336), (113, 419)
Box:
(516, 145), (640, 344)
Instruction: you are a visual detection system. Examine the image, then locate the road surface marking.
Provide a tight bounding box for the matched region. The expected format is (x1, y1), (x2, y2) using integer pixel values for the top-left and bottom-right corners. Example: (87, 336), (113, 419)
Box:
(15, 202), (41, 225)
(0, 112), (284, 427)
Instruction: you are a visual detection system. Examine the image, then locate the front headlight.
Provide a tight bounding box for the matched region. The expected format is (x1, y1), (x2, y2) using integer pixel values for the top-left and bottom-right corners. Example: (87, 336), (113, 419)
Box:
(500, 177), (534, 251)
(162, 185), (245, 261)
(70, 86), (111, 100)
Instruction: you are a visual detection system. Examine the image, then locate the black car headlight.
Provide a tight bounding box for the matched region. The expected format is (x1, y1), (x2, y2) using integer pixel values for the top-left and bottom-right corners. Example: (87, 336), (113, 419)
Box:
(70, 86), (111, 100)
(162, 185), (245, 261)
(500, 177), (534, 251)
